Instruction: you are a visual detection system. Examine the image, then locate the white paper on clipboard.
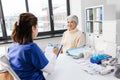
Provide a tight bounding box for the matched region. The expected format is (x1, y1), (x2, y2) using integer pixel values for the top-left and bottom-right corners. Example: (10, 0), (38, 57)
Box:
(45, 43), (62, 60)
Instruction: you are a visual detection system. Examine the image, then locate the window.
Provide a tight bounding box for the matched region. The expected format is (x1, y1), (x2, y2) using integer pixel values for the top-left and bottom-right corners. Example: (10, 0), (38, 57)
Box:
(0, 24), (3, 37)
(0, 0), (70, 41)
(28, 0), (50, 32)
(52, 0), (67, 30)
(0, 2), (4, 38)
(1, 0), (26, 36)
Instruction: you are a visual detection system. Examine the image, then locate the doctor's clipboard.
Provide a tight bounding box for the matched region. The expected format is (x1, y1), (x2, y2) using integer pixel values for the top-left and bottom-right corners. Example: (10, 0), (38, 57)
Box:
(47, 43), (63, 58)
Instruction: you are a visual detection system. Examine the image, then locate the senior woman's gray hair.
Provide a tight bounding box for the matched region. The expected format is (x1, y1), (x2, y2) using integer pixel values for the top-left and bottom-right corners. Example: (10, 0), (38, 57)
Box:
(67, 15), (79, 25)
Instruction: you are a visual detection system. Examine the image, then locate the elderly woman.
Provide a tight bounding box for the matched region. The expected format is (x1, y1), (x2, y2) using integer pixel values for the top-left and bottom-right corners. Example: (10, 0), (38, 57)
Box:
(61, 15), (85, 53)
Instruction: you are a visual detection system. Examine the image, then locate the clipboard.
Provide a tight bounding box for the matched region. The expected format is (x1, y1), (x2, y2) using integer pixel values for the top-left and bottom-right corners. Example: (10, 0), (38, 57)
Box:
(47, 43), (63, 58)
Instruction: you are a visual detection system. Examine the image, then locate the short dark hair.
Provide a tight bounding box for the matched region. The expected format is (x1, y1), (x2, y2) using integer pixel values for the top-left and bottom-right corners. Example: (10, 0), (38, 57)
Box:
(11, 12), (38, 44)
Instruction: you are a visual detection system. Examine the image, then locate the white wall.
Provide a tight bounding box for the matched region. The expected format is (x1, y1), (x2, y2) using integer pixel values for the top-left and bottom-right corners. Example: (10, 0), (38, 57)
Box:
(106, 0), (120, 19)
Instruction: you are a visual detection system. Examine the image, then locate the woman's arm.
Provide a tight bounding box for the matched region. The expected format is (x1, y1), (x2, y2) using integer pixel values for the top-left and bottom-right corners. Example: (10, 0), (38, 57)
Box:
(41, 54), (56, 74)
(42, 47), (59, 74)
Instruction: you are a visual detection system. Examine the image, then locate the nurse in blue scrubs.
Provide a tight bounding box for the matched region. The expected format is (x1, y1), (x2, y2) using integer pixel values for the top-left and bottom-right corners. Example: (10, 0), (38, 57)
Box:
(8, 13), (58, 80)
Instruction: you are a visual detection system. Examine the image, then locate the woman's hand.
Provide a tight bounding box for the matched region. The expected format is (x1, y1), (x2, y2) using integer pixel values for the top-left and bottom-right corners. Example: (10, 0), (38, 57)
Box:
(52, 47), (59, 54)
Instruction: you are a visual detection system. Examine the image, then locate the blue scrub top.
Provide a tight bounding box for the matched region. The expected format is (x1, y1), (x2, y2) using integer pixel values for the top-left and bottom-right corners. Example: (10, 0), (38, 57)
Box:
(8, 42), (49, 80)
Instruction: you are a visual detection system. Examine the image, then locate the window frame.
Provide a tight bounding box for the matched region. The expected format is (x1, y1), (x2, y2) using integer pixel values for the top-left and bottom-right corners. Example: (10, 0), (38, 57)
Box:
(0, 0), (70, 41)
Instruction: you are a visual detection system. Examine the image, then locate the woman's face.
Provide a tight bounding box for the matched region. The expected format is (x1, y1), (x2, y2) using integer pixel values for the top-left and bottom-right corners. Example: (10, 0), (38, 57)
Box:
(67, 18), (77, 31)
(32, 25), (38, 39)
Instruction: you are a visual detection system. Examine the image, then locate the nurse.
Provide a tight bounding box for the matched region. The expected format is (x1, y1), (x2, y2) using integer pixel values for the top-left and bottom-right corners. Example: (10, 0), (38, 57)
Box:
(8, 12), (59, 80)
